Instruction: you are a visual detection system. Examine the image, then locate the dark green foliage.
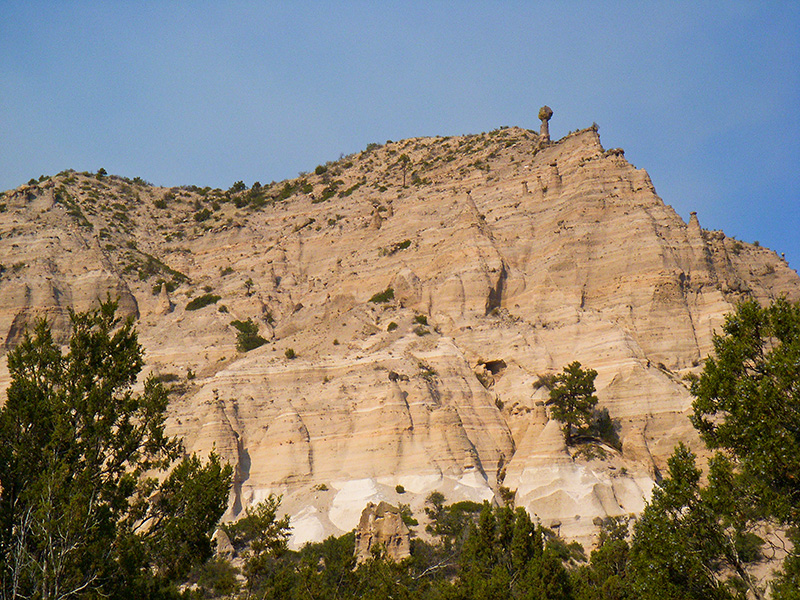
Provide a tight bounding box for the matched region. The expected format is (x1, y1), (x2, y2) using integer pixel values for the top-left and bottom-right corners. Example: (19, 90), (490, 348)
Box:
(222, 495), (290, 597)
(691, 298), (800, 525)
(772, 528), (800, 599)
(315, 164), (327, 175)
(188, 557), (240, 598)
(548, 362), (599, 444)
(0, 301), (232, 598)
(424, 492), (483, 553)
(369, 287), (394, 303)
(399, 153), (411, 186)
(628, 444), (738, 600)
(285, 348), (296, 359)
(127, 250), (189, 285)
(398, 503), (418, 526)
(54, 186), (92, 229)
(151, 278), (178, 296)
(314, 182), (340, 203)
(414, 314), (428, 325)
(381, 239), (413, 256)
(230, 180), (246, 193)
(689, 298), (800, 596)
(337, 181), (362, 197)
(146, 452), (233, 579)
(387, 321), (398, 331)
(591, 407), (621, 450)
(571, 518), (631, 600)
(193, 207), (212, 222)
(457, 503), (573, 599)
(230, 318), (267, 352)
(186, 293), (221, 311)
(277, 180), (305, 201)
(224, 494), (290, 557)
(202, 495), (583, 599)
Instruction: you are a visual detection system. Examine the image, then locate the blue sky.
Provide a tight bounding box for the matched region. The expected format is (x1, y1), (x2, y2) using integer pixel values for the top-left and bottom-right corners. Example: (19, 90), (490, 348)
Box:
(2, 2), (798, 266)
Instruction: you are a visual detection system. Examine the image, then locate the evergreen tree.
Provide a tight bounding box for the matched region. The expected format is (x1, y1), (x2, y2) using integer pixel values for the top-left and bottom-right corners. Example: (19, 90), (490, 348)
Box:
(548, 362), (598, 444)
(690, 298), (800, 598)
(0, 301), (232, 598)
(571, 517), (631, 600)
(628, 444), (735, 600)
(691, 298), (800, 526)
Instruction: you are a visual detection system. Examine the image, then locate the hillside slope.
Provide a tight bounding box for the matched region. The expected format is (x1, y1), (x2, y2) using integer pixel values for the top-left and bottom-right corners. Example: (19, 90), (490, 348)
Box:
(1, 124), (797, 546)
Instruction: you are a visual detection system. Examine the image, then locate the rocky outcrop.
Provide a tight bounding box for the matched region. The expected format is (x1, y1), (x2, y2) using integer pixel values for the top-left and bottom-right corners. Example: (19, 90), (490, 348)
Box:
(1, 124), (798, 548)
(354, 502), (411, 563)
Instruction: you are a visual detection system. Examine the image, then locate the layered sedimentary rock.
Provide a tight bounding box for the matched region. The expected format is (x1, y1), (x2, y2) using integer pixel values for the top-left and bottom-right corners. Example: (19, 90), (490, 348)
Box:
(1, 124), (797, 547)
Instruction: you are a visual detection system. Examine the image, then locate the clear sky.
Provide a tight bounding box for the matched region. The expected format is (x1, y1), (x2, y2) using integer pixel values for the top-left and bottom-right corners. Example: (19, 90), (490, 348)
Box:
(2, 2), (798, 267)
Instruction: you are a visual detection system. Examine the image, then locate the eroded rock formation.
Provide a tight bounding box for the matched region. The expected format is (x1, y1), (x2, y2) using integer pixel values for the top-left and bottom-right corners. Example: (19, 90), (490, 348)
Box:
(1, 123), (797, 549)
(354, 501), (411, 563)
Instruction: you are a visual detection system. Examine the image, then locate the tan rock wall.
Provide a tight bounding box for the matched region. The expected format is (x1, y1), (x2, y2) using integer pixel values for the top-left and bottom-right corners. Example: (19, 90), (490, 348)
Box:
(1, 126), (797, 547)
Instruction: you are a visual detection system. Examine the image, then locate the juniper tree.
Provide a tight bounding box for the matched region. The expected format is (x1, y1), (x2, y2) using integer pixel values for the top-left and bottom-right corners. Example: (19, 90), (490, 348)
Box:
(548, 361), (599, 445)
(0, 300), (232, 599)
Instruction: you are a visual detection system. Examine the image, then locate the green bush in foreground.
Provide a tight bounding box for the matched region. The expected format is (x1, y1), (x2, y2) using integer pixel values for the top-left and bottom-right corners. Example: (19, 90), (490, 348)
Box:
(0, 300), (232, 598)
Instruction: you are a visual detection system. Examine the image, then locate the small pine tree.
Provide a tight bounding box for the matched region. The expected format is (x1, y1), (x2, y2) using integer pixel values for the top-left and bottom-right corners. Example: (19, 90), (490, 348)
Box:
(548, 361), (598, 444)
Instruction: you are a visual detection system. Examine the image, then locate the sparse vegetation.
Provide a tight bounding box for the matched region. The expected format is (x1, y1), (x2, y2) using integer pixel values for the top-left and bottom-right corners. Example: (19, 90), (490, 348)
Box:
(380, 239), (413, 256)
(186, 293), (221, 311)
(151, 278), (178, 296)
(230, 318), (267, 352)
(194, 207), (212, 222)
(368, 287), (394, 303)
(54, 187), (92, 229)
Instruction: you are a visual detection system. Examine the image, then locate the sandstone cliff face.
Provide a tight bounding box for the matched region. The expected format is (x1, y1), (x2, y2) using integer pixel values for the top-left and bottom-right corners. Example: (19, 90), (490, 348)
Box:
(1, 125), (797, 547)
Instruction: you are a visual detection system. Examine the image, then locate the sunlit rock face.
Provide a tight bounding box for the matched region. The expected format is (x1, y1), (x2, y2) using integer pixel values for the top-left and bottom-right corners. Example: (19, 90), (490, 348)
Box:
(1, 124), (797, 547)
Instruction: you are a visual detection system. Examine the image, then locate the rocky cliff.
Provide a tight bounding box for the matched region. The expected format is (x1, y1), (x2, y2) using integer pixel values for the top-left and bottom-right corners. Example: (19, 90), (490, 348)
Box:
(1, 123), (797, 547)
